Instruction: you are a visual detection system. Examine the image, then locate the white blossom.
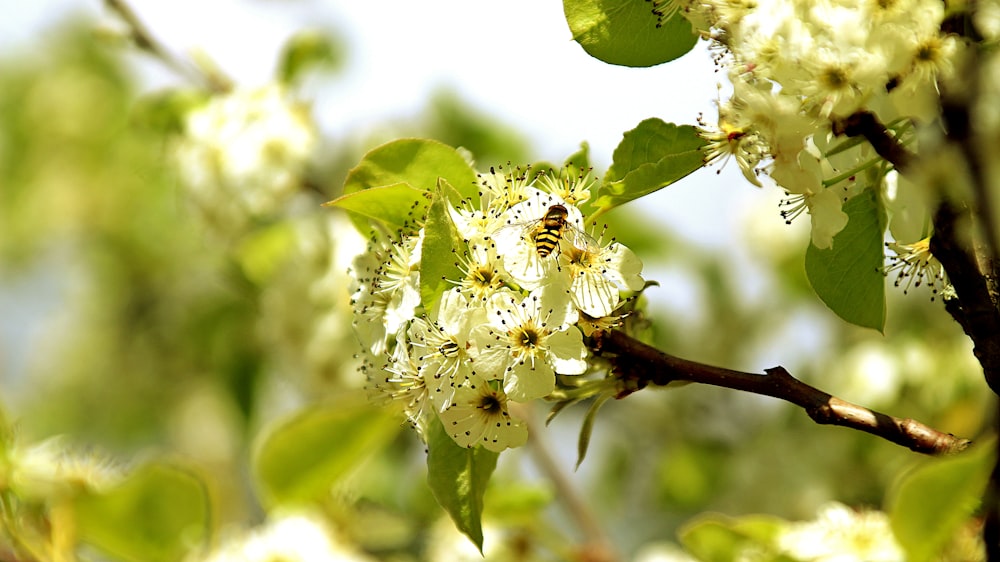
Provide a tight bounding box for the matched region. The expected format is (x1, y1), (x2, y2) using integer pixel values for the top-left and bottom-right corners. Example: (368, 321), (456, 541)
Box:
(437, 376), (528, 452)
(174, 84), (316, 233)
(478, 290), (586, 402)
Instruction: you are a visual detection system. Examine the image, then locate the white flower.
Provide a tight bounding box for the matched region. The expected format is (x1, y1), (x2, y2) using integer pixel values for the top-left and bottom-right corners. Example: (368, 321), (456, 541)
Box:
(491, 188), (584, 289)
(779, 188), (850, 249)
(698, 119), (769, 188)
(475, 163), (534, 216)
(10, 437), (122, 499)
(203, 510), (373, 562)
(365, 344), (431, 431)
(411, 290), (485, 409)
(534, 165), (595, 206)
(174, 84), (316, 232)
(776, 503), (903, 562)
(349, 233), (421, 356)
(437, 376), (528, 452)
(559, 230), (645, 318)
(455, 236), (511, 303)
(478, 290), (587, 401)
(884, 236), (948, 297)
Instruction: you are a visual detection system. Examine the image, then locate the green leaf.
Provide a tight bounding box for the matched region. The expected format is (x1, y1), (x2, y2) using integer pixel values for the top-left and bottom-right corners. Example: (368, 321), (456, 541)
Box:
(236, 221), (296, 285)
(889, 440), (994, 562)
(805, 188), (886, 331)
(679, 513), (794, 562)
(277, 29), (344, 85)
(564, 141), (592, 171)
(324, 182), (431, 230)
(333, 139), (477, 231)
(595, 119), (706, 213)
(130, 88), (209, 134)
(563, 0), (697, 67)
(426, 416), (499, 553)
(74, 463), (209, 562)
(421, 181), (464, 315)
(576, 392), (612, 469)
(343, 138), (478, 198)
(253, 399), (401, 507)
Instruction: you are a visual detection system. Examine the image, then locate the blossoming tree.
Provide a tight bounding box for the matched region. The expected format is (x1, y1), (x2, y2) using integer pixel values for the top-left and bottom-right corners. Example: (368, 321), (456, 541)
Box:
(2, 0), (1000, 560)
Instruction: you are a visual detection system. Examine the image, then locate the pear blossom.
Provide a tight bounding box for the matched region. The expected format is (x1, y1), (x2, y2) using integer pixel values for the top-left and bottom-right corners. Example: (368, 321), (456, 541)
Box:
(366, 344), (430, 432)
(691, 0), (961, 251)
(559, 231), (645, 318)
(455, 236), (511, 303)
(411, 290), (489, 408)
(438, 376), (528, 452)
(348, 165), (646, 451)
(203, 510), (373, 562)
(884, 237), (948, 297)
(173, 84), (316, 234)
(491, 188), (585, 289)
(478, 290), (587, 402)
(776, 503), (903, 561)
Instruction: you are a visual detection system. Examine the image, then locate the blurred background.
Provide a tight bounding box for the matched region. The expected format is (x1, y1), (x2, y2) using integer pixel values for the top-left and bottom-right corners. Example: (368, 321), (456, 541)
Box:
(0, 1), (991, 560)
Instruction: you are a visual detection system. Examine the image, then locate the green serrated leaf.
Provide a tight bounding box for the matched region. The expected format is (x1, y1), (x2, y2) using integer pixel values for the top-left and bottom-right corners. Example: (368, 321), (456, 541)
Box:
(576, 393), (612, 469)
(426, 416), (499, 553)
(334, 138), (478, 231)
(421, 184), (464, 314)
(595, 119), (706, 213)
(253, 399), (401, 507)
(324, 182), (431, 230)
(74, 463), (209, 562)
(563, 0), (697, 67)
(277, 29), (344, 85)
(889, 440), (994, 562)
(805, 188), (886, 331)
(343, 138), (478, 198)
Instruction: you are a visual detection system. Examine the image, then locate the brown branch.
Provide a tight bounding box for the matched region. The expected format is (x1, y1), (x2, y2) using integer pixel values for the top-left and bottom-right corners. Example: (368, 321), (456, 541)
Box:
(931, 202), (1000, 394)
(831, 111), (916, 173)
(593, 329), (971, 456)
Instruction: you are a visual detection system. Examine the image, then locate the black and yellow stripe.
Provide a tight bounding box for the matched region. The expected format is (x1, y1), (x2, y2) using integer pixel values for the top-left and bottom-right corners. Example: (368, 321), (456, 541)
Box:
(533, 205), (569, 257)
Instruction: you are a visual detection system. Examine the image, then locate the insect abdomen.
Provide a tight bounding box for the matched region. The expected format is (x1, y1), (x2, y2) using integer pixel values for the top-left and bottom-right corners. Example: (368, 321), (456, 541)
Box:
(534, 205), (569, 257)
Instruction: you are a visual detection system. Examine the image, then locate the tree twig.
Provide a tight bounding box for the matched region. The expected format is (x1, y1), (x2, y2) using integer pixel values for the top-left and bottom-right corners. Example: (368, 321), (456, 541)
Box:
(520, 405), (620, 562)
(104, 0), (231, 93)
(831, 111), (916, 174)
(593, 329), (971, 456)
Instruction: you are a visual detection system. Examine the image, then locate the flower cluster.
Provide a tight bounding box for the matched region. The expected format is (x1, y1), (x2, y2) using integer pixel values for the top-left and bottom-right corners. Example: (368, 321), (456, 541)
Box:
(173, 84), (317, 235)
(351, 166), (644, 452)
(690, 0), (961, 250)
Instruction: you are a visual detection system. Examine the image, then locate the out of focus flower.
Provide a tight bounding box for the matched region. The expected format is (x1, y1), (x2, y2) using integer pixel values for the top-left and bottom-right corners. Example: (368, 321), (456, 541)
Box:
(173, 84), (316, 235)
(776, 502), (903, 561)
(202, 510), (373, 562)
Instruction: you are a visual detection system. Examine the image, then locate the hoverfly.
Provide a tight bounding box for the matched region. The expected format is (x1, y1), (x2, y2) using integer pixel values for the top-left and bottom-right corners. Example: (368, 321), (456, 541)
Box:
(490, 196), (601, 287)
(532, 204), (570, 258)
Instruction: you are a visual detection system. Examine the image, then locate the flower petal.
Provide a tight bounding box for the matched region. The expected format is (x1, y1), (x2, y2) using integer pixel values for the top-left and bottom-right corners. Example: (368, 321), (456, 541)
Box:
(504, 360), (555, 402)
(546, 328), (588, 375)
